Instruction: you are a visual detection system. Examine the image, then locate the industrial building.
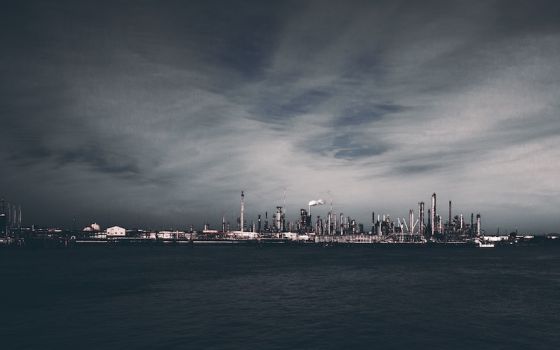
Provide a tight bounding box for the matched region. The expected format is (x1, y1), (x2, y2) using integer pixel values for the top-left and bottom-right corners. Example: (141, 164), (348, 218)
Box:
(1, 190), (498, 247)
(106, 226), (126, 237)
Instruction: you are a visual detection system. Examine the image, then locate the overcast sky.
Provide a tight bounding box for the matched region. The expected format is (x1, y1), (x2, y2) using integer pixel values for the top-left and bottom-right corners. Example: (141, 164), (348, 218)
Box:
(1, 0), (559, 232)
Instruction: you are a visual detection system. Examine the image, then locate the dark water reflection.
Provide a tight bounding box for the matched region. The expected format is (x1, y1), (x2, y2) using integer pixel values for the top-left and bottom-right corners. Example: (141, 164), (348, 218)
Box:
(1, 245), (559, 349)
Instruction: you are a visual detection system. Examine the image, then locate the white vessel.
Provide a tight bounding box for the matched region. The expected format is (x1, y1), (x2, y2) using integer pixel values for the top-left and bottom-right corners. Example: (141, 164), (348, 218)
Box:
(475, 238), (495, 248)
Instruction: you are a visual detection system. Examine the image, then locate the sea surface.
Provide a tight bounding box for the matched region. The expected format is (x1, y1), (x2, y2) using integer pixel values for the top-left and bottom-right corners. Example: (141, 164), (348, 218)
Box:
(1, 244), (559, 349)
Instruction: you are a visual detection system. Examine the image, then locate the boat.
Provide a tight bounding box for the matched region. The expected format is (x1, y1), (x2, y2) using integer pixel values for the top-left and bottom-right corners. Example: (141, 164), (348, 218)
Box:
(474, 238), (494, 248)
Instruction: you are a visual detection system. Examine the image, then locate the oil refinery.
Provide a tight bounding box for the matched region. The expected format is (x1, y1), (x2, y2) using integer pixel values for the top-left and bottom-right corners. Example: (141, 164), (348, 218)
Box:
(1, 191), (557, 248)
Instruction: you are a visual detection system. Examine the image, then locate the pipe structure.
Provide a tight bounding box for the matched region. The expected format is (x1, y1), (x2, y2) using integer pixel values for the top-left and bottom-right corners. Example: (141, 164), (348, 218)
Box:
(240, 191), (244, 232)
(419, 202), (425, 236)
(409, 209), (414, 234)
(264, 211), (268, 232)
(448, 200), (452, 231)
(331, 211), (335, 235)
(431, 193), (437, 236)
(11, 204), (16, 229)
(275, 207), (283, 232)
(7, 203), (11, 229)
(428, 209), (431, 236)
(476, 214), (481, 236)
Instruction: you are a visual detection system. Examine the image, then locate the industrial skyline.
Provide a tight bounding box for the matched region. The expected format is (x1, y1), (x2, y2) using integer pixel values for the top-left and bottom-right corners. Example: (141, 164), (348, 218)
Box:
(1, 1), (560, 232)
(0, 190), (502, 240)
(2, 190), (500, 248)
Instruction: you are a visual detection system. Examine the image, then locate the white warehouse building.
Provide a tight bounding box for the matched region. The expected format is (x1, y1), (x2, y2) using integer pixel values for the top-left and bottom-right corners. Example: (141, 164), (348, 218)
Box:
(106, 226), (126, 237)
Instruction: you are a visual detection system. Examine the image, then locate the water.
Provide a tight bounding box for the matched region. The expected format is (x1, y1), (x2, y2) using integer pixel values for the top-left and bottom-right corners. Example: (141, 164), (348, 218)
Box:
(1, 245), (559, 349)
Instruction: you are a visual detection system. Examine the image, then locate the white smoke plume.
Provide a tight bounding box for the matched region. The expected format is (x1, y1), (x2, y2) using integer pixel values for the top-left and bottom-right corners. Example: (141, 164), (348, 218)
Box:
(308, 199), (325, 207)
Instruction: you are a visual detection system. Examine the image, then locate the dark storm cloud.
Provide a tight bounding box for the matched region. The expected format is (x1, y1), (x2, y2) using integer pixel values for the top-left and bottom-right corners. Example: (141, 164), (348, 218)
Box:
(393, 164), (440, 175)
(301, 134), (389, 160)
(1, 0), (560, 232)
(334, 103), (405, 127)
(333, 146), (387, 160)
(55, 147), (141, 177)
(253, 89), (332, 121)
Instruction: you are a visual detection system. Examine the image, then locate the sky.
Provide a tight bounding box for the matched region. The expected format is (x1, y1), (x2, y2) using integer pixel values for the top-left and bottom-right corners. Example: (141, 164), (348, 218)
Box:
(1, 0), (560, 233)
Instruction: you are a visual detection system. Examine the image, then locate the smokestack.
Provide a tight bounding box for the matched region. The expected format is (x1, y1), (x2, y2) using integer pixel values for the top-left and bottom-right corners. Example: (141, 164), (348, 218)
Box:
(17, 205), (22, 229)
(240, 191), (244, 232)
(11, 204), (16, 229)
(308, 199), (325, 219)
(476, 214), (481, 236)
(448, 200), (452, 228)
(276, 207), (283, 232)
(409, 209), (414, 234)
(264, 211), (268, 232)
(10, 204), (17, 228)
(431, 193), (437, 236)
(460, 214), (464, 230)
(7, 203), (12, 229)
(0, 199), (6, 236)
(419, 202), (425, 235)
(428, 209), (431, 233)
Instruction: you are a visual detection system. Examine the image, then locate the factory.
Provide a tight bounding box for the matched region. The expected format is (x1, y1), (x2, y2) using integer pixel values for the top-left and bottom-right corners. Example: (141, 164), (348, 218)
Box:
(3, 190), (555, 248)
(192, 191), (488, 245)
